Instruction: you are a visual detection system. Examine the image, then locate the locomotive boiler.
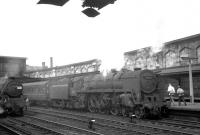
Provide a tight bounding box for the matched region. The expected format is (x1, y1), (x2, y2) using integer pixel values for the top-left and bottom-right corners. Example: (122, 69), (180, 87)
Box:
(23, 69), (168, 118)
(0, 77), (26, 116)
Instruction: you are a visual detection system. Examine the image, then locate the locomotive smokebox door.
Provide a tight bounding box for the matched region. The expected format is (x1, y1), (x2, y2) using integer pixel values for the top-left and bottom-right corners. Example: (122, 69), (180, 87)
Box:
(121, 70), (157, 102)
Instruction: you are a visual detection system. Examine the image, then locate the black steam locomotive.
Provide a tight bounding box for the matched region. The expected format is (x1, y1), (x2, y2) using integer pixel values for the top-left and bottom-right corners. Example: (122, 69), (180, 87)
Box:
(23, 69), (169, 118)
(0, 77), (26, 116)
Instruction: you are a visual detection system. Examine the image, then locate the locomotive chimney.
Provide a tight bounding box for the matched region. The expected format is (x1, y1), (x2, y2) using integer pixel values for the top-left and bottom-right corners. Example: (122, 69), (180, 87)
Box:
(50, 57), (53, 68)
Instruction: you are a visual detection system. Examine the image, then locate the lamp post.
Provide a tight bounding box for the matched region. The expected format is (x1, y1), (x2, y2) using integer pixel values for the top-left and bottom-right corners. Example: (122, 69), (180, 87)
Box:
(181, 56), (195, 104)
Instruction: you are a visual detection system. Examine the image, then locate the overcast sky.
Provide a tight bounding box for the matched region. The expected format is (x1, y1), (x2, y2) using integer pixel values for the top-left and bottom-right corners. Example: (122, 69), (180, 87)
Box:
(1, 0), (200, 71)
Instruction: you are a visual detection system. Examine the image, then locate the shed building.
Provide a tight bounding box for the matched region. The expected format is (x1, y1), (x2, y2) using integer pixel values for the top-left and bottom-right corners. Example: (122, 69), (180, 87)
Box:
(0, 56), (26, 77)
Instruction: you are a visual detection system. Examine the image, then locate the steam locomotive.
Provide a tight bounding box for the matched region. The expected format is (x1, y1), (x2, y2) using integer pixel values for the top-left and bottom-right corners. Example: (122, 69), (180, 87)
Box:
(23, 69), (169, 118)
(0, 77), (26, 116)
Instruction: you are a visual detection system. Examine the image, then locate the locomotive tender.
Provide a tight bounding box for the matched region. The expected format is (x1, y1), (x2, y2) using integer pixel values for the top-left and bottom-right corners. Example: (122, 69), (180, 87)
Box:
(23, 69), (168, 118)
(0, 77), (26, 116)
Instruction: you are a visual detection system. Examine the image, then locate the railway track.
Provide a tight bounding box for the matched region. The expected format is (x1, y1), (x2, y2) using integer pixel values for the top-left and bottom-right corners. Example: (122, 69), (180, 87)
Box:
(0, 122), (23, 135)
(29, 107), (200, 135)
(167, 117), (200, 125)
(18, 115), (104, 135)
(0, 118), (31, 135)
(151, 118), (200, 129)
(26, 110), (137, 135)
(0, 117), (68, 135)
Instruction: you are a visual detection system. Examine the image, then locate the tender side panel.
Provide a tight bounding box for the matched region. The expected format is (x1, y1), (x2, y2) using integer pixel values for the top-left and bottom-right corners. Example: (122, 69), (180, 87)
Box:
(49, 84), (69, 100)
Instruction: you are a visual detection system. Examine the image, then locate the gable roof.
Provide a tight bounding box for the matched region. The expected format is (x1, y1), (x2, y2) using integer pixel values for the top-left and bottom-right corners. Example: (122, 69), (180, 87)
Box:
(164, 33), (200, 46)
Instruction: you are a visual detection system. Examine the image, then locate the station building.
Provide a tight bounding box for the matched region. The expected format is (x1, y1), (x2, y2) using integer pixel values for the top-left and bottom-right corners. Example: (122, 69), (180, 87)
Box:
(124, 33), (200, 99)
(124, 33), (200, 70)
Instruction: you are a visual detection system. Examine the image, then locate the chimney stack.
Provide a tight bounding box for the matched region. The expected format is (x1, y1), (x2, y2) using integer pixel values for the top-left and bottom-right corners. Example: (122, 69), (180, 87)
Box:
(42, 62), (46, 69)
(50, 57), (53, 68)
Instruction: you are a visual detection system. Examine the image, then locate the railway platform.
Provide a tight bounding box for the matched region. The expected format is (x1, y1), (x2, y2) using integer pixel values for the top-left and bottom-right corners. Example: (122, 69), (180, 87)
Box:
(169, 102), (200, 118)
(170, 102), (200, 111)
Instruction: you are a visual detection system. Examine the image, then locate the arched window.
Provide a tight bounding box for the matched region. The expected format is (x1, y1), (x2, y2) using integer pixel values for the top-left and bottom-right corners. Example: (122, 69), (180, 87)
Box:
(124, 58), (133, 70)
(179, 47), (192, 65)
(197, 46), (200, 63)
(165, 50), (176, 67)
(146, 57), (156, 69)
(135, 57), (144, 69)
(125, 59), (131, 66)
(179, 47), (191, 58)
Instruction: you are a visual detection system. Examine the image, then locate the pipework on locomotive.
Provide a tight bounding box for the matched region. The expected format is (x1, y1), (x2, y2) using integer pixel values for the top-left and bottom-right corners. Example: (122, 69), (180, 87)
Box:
(22, 69), (169, 119)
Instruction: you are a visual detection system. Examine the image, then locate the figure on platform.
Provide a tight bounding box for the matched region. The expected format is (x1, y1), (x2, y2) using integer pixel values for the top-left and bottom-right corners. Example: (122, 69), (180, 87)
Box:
(167, 83), (175, 105)
(24, 96), (30, 110)
(177, 86), (187, 106)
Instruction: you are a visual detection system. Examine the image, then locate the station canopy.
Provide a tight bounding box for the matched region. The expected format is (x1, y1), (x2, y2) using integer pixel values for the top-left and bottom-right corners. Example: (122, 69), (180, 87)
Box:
(157, 64), (200, 76)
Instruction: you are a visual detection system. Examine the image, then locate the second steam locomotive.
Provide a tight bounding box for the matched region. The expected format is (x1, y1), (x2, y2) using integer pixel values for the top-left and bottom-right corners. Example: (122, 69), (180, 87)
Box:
(23, 69), (168, 118)
(0, 77), (26, 116)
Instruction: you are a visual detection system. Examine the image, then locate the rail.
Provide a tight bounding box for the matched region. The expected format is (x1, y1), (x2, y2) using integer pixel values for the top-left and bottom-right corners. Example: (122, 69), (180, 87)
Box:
(30, 107), (200, 135)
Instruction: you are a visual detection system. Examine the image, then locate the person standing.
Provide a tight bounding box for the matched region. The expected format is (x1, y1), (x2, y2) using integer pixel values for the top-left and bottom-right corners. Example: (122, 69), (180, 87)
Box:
(177, 86), (187, 106)
(167, 83), (175, 105)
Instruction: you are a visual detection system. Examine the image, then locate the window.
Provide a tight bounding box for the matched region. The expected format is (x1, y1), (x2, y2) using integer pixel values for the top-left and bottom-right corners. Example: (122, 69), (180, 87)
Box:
(179, 47), (192, 65)
(135, 57), (144, 69)
(146, 57), (156, 69)
(165, 50), (177, 67)
(125, 59), (133, 70)
(180, 47), (191, 57)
